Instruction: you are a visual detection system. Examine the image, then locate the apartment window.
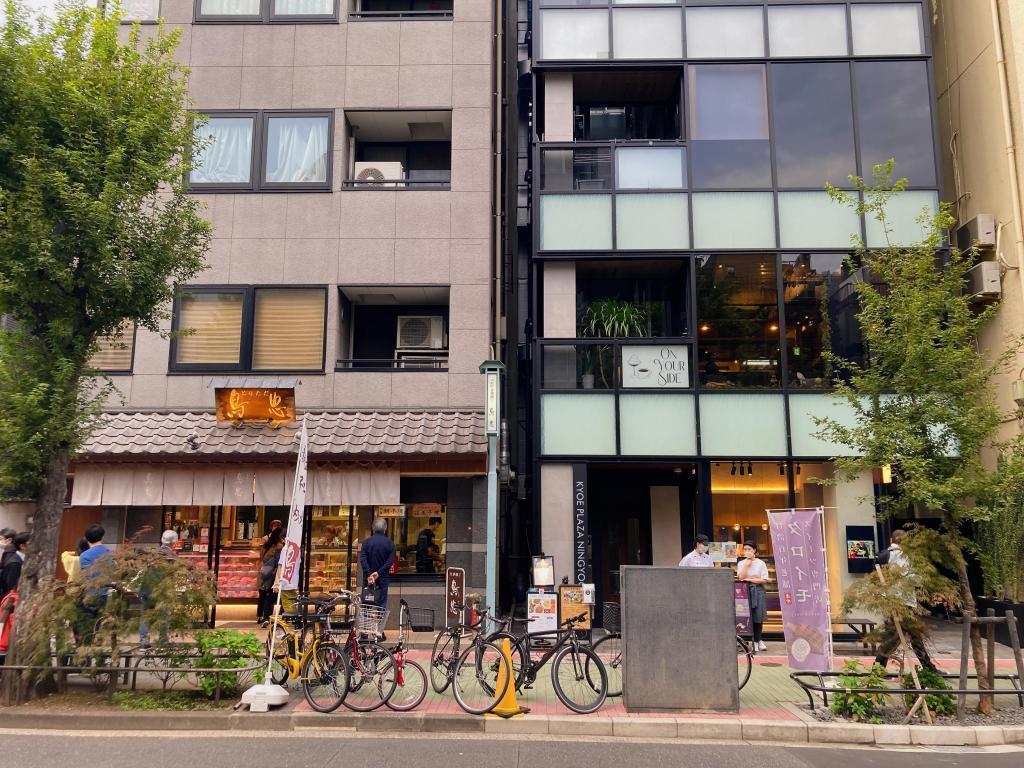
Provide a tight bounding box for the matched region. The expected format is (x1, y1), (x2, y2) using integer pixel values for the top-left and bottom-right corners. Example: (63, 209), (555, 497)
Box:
(570, 71), (681, 141)
(171, 287), (326, 372)
(121, 0), (161, 21)
(767, 4), (848, 57)
(344, 110), (451, 188)
(688, 65), (771, 189)
(190, 111), (332, 192)
(194, 0), (339, 21)
(685, 6), (765, 59)
(541, 148), (613, 191)
(337, 286), (450, 370)
(89, 322), (136, 374)
(350, 0), (453, 19)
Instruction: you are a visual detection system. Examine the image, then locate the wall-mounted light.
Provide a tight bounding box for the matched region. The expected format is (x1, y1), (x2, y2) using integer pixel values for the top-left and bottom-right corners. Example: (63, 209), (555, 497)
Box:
(778, 462), (786, 476)
(731, 462), (737, 476)
(746, 461), (754, 475)
(881, 464), (893, 484)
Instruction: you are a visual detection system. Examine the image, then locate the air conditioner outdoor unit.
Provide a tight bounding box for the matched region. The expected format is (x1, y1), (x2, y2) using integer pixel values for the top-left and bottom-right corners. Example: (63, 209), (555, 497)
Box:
(396, 316), (446, 350)
(956, 213), (997, 251)
(353, 161), (404, 187)
(967, 260), (1001, 302)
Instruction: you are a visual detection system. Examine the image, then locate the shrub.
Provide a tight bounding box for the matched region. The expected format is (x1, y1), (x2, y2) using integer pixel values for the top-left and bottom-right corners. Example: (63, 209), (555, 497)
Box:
(193, 629), (264, 699)
(902, 666), (955, 715)
(831, 659), (890, 723)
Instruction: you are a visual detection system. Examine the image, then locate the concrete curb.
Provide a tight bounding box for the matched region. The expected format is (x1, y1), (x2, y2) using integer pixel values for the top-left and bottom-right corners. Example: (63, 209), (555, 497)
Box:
(0, 708), (1021, 745)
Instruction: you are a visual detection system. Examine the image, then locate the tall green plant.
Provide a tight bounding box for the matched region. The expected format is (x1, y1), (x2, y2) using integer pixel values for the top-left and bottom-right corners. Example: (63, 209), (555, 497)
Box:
(977, 474), (1024, 602)
(579, 299), (649, 387)
(817, 161), (1024, 715)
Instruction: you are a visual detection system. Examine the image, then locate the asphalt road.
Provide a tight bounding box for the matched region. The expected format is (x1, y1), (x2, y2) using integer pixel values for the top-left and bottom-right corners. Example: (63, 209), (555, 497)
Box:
(4, 731), (1022, 768)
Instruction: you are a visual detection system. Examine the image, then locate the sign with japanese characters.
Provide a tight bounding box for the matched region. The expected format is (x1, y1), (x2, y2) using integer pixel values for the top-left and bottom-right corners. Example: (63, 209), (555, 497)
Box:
(280, 416), (309, 591)
(445, 566), (466, 627)
(767, 507), (832, 672)
(215, 387), (294, 427)
(621, 345), (690, 389)
(734, 581), (751, 635)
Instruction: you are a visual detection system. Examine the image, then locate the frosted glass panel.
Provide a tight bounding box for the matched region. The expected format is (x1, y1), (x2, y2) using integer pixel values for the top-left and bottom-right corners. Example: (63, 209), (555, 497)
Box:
(619, 394), (697, 456)
(686, 6), (765, 59)
(199, 0), (260, 14)
(540, 194), (613, 250)
(692, 192), (775, 249)
(541, 10), (610, 60)
(864, 191), (938, 247)
(541, 394), (617, 455)
(613, 8), (683, 59)
(616, 148), (685, 189)
(699, 394), (786, 456)
(778, 192), (861, 249)
(789, 394), (861, 457)
(851, 3), (924, 55)
(615, 194), (689, 250)
(274, 0), (334, 13)
(768, 5), (848, 56)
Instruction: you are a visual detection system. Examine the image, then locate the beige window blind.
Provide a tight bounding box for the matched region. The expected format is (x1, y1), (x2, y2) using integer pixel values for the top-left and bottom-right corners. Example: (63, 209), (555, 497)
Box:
(89, 322), (135, 371)
(175, 292), (244, 365)
(252, 288), (326, 370)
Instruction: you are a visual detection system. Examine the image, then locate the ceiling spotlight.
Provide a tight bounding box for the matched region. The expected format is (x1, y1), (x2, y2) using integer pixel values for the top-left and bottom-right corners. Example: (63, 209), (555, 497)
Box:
(730, 462), (737, 476)
(796, 463), (802, 475)
(747, 461), (754, 475)
(779, 462), (786, 476)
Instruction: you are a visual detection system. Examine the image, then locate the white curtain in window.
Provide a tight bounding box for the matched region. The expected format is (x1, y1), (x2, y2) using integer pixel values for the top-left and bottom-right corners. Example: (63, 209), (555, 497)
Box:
(266, 116), (329, 184)
(191, 117), (254, 184)
(123, 0), (161, 20)
(200, 0), (261, 14)
(274, 0), (333, 14)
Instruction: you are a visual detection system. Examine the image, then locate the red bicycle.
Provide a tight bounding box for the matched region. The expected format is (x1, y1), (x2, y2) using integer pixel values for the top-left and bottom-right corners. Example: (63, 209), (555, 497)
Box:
(381, 599), (428, 711)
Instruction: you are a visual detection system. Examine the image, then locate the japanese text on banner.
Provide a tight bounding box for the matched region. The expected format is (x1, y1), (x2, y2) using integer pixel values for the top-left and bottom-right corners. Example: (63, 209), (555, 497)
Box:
(279, 417), (309, 591)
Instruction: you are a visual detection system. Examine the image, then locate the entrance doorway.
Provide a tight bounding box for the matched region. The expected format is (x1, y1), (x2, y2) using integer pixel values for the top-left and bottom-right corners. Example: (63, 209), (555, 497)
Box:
(588, 464), (698, 611)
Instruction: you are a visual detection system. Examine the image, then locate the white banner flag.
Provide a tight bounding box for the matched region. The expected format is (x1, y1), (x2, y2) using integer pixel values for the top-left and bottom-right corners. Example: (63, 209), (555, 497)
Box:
(279, 416), (309, 591)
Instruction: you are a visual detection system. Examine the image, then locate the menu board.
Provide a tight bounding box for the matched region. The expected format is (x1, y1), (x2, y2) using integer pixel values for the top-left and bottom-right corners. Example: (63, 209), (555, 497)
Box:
(558, 584), (592, 630)
(527, 590), (558, 635)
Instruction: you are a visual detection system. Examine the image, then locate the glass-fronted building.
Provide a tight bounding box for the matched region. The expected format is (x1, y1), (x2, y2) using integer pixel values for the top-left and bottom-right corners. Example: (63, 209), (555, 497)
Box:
(504, 0), (941, 623)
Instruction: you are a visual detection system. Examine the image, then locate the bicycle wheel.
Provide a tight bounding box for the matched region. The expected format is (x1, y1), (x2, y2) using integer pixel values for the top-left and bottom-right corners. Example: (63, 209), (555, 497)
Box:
(552, 644), (607, 714)
(489, 632), (527, 691)
(451, 640), (510, 715)
(736, 636), (753, 691)
(344, 640), (397, 712)
(265, 626), (290, 686)
(589, 633), (622, 697)
(301, 641), (350, 713)
(383, 657), (428, 711)
(429, 630), (456, 694)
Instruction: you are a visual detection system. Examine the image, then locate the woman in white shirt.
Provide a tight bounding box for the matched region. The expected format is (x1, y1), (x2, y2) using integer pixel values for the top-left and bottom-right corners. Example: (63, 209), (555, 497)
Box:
(736, 540), (770, 652)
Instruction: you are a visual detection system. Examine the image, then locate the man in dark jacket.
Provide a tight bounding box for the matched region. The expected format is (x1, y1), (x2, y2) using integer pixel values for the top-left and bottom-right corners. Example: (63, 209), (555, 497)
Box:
(0, 532), (29, 600)
(358, 518), (396, 609)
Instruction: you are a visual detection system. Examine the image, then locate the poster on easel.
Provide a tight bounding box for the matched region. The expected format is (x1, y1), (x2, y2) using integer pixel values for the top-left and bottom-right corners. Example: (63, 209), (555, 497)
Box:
(527, 589), (558, 635)
(558, 583), (592, 630)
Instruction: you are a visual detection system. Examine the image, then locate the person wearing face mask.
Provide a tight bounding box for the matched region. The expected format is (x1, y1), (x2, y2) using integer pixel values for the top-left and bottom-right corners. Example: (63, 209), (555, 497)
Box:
(736, 540), (770, 652)
(679, 534), (713, 567)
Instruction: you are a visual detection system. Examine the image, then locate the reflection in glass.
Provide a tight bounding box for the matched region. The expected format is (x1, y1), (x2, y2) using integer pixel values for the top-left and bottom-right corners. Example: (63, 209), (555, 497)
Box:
(612, 8), (683, 59)
(191, 117), (254, 185)
(851, 3), (924, 56)
(541, 148), (613, 190)
(690, 140), (771, 189)
(772, 63), (856, 188)
(782, 253), (864, 387)
(686, 6), (765, 59)
(696, 255), (780, 389)
(767, 4), (848, 57)
(542, 344), (613, 390)
(541, 9), (610, 59)
(616, 147), (685, 189)
(265, 116), (329, 183)
(855, 61), (936, 187)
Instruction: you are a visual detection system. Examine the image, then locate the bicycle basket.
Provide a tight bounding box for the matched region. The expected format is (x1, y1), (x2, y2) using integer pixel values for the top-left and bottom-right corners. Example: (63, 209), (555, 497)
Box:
(409, 607), (435, 633)
(356, 603), (388, 636)
(602, 602), (621, 634)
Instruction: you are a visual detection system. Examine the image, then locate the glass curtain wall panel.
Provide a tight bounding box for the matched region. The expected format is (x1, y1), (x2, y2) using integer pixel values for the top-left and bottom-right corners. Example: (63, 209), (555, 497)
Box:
(264, 115), (330, 184)
(191, 117), (254, 185)
(771, 63), (856, 188)
(691, 192), (775, 249)
(767, 4), (848, 57)
(696, 254), (781, 388)
(541, 147), (613, 191)
(864, 190), (938, 247)
(850, 2), (924, 56)
(618, 394), (697, 456)
(616, 147), (686, 189)
(698, 394), (787, 456)
(615, 193), (689, 250)
(540, 194), (614, 250)
(612, 8), (683, 59)
(777, 192), (860, 249)
(576, 260), (689, 337)
(541, 10), (610, 60)
(788, 393), (862, 457)
(540, 394), (617, 455)
(688, 65), (771, 188)
(855, 61), (936, 187)
(686, 5), (765, 59)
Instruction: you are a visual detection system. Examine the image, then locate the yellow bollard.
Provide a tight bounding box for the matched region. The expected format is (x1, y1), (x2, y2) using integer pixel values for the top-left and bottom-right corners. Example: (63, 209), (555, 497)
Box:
(485, 637), (530, 718)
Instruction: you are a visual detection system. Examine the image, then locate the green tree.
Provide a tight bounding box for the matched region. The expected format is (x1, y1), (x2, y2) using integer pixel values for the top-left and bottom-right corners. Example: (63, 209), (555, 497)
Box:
(0, 3), (209, 594)
(818, 162), (1024, 715)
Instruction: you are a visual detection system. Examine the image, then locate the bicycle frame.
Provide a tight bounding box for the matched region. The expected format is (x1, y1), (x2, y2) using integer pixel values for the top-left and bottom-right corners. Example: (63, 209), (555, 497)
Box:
(518, 624), (584, 684)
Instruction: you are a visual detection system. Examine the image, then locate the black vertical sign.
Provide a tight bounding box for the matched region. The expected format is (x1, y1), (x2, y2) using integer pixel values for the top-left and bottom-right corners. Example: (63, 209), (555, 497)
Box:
(572, 464), (590, 584)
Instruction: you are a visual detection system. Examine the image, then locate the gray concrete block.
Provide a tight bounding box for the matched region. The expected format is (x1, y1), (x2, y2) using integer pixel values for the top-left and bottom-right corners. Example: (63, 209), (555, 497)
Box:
(291, 711), (358, 729)
(548, 715), (614, 736)
(421, 714), (485, 732)
(741, 719), (808, 743)
(806, 721), (873, 744)
(356, 713), (425, 731)
(676, 718), (743, 741)
(909, 725), (977, 745)
(1003, 725), (1024, 744)
(612, 717), (677, 738)
(483, 715), (550, 734)
(974, 726), (1006, 746)
(872, 724), (911, 745)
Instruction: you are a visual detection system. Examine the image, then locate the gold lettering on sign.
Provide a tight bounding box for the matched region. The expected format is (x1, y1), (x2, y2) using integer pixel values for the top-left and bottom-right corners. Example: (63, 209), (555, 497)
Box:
(215, 388), (296, 428)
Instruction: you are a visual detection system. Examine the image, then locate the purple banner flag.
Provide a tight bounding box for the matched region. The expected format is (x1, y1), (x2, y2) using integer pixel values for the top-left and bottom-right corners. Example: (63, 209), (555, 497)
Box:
(767, 508), (832, 672)
(734, 581), (751, 635)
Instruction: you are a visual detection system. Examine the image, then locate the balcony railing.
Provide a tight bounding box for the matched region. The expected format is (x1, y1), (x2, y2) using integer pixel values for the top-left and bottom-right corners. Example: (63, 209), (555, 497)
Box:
(336, 353), (449, 372)
(540, 339), (693, 392)
(350, 9), (453, 18)
(342, 178), (451, 190)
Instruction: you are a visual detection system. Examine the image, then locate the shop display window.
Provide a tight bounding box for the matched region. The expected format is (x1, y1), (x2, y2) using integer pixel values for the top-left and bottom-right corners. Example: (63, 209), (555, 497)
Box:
(709, 460), (784, 586)
(352, 503), (447, 576)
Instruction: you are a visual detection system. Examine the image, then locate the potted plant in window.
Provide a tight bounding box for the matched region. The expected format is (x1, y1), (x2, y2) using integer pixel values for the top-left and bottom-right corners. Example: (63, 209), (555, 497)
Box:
(578, 299), (650, 389)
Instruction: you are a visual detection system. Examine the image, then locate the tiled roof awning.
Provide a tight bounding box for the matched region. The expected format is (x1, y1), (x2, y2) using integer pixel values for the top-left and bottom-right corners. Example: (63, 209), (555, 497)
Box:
(79, 411), (486, 459)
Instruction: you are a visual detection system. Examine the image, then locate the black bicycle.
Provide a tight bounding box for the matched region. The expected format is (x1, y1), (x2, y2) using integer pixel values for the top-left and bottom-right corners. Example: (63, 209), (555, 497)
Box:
(430, 604), (512, 715)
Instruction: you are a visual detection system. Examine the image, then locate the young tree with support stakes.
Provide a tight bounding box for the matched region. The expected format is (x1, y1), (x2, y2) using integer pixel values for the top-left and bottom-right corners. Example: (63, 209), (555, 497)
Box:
(818, 161), (1024, 716)
(0, 2), (209, 597)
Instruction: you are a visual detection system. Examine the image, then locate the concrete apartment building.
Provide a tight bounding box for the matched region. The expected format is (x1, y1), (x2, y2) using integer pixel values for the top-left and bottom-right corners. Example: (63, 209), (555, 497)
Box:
(41, 0), (499, 624)
(932, 0), (1024, 446)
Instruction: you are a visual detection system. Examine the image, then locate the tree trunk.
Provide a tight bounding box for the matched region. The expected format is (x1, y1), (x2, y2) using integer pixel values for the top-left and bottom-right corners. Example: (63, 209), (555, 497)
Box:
(958, 558), (993, 715)
(20, 450), (71, 602)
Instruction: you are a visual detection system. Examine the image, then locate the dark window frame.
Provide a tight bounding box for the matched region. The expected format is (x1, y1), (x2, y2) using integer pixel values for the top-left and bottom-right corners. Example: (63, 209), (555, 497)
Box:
(193, 0), (340, 23)
(189, 109), (334, 193)
(90, 323), (139, 376)
(169, 285), (329, 374)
